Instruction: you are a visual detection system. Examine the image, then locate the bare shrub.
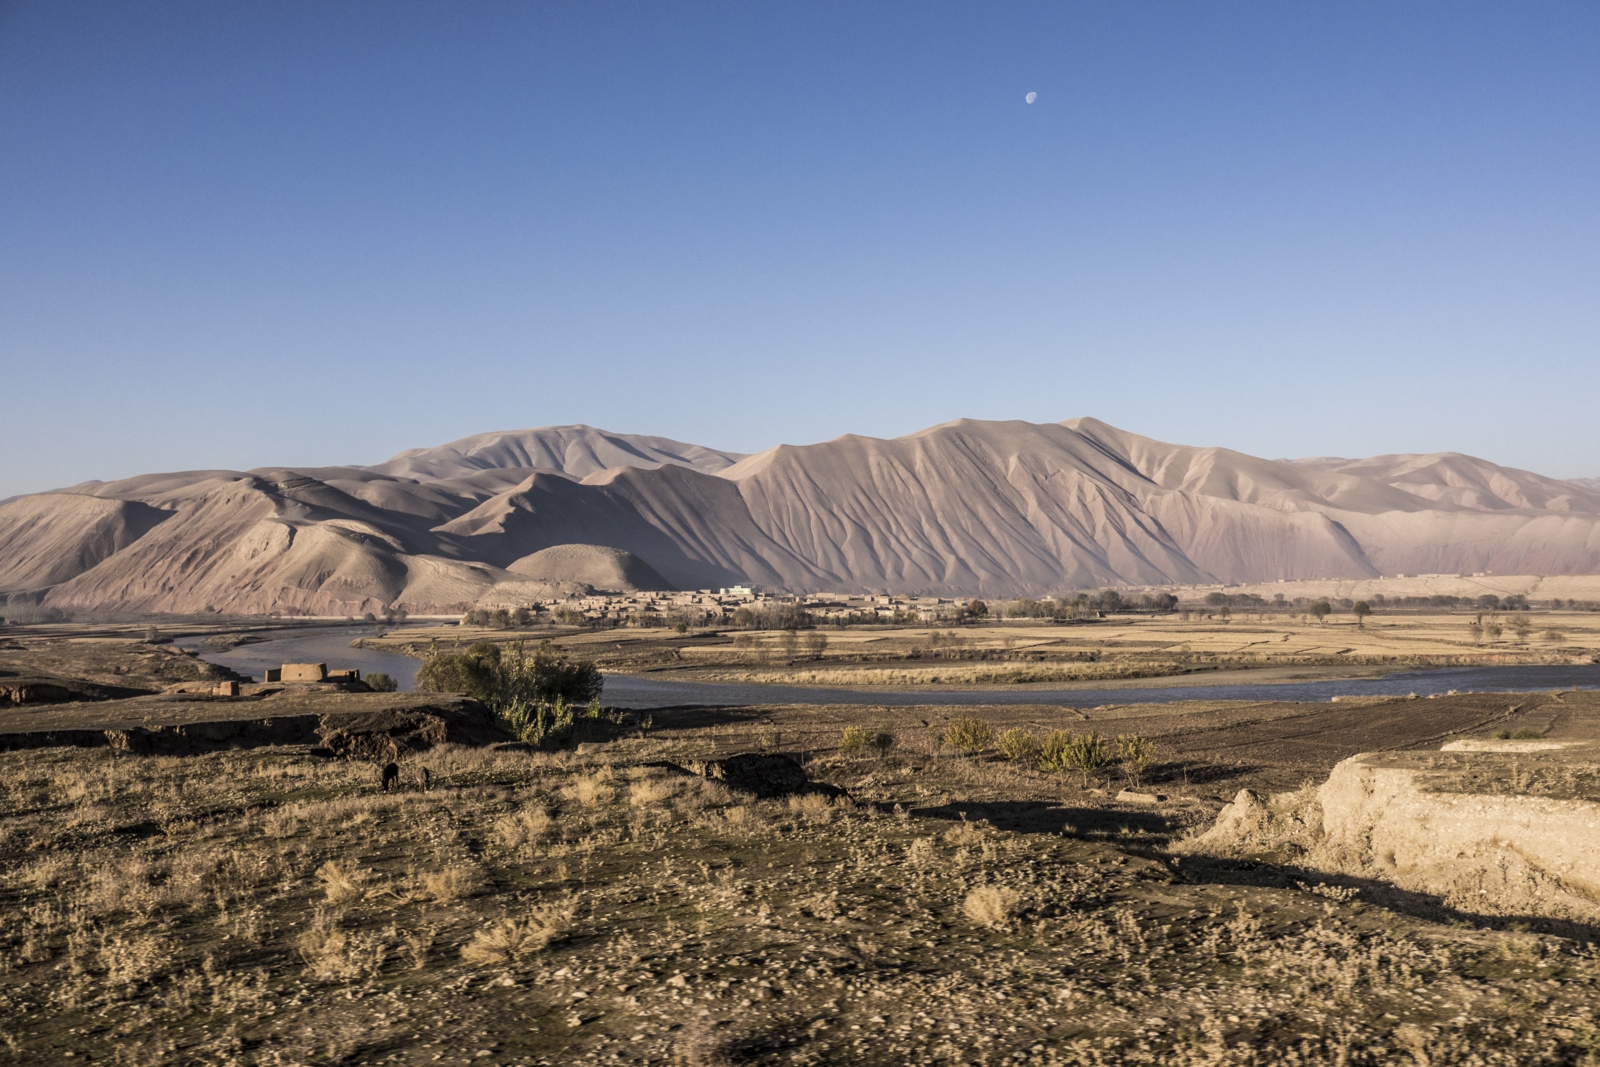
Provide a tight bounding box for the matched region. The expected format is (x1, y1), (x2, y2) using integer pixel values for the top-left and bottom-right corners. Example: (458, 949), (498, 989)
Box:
(838, 724), (872, 754)
(907, 838), (936, 866)
(943, 822), (985, 848)
(740, 726), (775, 758)
(962, 885), (1021, 928)
(998, 728), (1039, 763)
(460, 904), (572, 964)
(720, 805), (756, 829)
(296, 911), (358, 981)
(942, 717), (993, 756)
(262, 811), (299, 839)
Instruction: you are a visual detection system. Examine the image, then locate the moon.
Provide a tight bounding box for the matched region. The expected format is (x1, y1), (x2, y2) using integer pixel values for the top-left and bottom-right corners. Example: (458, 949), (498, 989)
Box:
(1025, 91), (1037, 104)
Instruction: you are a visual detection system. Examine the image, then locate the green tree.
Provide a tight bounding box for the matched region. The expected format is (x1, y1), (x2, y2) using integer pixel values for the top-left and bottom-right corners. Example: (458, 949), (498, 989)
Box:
(416, 639), (602, 708)
(1352, 601), (1371, 628)
(1309, 601), (1332, 624)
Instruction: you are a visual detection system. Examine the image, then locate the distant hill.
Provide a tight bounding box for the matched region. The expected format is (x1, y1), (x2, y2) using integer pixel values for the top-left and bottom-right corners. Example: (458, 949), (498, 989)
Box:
(368, 425), (745, 481)
(4, 419), (1600, 614)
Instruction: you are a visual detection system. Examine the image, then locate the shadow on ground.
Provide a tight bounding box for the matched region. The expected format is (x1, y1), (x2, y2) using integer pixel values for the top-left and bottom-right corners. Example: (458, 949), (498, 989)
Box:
(910, 799), (1179, 839)
(1177, 854), (1600, 943)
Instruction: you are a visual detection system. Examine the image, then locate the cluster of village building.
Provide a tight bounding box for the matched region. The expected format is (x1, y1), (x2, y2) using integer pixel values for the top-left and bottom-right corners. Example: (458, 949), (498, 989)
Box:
(521, 587), (983, 627)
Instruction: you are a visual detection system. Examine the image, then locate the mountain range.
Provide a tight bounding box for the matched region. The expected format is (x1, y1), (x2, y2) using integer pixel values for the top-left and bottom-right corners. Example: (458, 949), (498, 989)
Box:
(3, 418), (1599, 615)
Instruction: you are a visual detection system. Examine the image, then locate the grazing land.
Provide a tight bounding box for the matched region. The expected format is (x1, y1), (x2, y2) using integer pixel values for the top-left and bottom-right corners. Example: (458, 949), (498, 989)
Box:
(1, 627), (1599, 1065)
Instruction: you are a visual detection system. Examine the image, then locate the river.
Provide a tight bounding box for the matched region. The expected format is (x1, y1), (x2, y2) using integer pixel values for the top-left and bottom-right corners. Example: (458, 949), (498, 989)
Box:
(179, 625), (427, 690)
(183, 629), (1600, 707)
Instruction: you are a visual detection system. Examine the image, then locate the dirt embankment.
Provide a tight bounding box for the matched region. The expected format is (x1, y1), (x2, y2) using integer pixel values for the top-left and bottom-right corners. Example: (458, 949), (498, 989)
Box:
(1178, 698), (1600, 924)
(0, 690), (508, 762)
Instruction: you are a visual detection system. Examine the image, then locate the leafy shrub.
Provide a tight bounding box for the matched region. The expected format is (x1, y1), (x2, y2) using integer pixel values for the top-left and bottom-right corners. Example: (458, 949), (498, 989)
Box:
(1035, 731), (1075, 773)
(418, 640), (603, 746)
(416, 639), (601, 707)
(1116, 735), (1159, 787)
(942, 717), (993, 755)
(998, 728), (1039, 763)
(1038, 731), (1112, 784)
(839, 725), (896, 756)
(363, 672), (398, 692)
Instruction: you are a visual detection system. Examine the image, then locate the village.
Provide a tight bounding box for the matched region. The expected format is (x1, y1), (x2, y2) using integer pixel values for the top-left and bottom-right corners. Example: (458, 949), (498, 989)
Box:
(486, 587), (989, 629)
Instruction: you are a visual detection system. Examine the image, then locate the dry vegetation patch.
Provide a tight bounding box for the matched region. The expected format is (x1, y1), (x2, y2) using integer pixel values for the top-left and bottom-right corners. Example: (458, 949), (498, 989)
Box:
(0, 694), (1598, 1064)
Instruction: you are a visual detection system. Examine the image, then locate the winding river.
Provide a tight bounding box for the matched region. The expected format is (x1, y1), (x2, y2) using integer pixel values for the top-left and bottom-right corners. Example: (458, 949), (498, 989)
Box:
(182, 628), (1600, 708)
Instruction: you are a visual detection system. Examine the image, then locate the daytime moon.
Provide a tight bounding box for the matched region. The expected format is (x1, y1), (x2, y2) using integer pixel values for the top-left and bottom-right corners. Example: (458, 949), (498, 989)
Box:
(1025, 91), (1037, 104)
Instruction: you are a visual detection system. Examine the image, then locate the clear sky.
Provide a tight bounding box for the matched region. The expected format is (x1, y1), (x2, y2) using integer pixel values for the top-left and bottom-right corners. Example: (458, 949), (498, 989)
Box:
(2, 1), (1597, 498)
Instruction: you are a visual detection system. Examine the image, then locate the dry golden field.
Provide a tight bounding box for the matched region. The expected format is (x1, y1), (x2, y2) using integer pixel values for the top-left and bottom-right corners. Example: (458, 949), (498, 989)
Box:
(356, 609), (1600, 691)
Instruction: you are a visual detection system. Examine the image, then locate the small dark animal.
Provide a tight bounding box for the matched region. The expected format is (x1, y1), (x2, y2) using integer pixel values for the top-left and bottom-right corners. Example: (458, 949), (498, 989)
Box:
(420, 767), (431, 791)
(380, 762), (400, 792)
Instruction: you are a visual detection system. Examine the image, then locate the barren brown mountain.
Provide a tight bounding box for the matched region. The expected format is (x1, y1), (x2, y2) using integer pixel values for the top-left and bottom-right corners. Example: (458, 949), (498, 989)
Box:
(3, 419), (1599, 614)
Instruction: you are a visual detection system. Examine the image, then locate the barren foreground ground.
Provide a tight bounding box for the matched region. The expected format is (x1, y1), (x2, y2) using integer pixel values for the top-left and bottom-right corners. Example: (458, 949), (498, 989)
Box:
(3, 663), (1600, 1064)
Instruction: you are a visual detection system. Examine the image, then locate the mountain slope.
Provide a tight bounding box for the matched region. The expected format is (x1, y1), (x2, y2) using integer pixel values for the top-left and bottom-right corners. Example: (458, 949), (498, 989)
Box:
(369, 425), (745, 481)
(4, 418), (1599, 611)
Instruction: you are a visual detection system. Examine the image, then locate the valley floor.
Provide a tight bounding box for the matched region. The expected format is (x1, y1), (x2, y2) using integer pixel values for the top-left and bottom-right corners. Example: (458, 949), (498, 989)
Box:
(2, 626), (1599, 1064)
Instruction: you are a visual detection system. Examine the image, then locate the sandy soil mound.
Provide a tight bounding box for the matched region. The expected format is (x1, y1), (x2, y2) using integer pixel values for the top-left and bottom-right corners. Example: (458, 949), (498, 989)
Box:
(1178, 741), (1600, 924)
(505, 543), (672, 592)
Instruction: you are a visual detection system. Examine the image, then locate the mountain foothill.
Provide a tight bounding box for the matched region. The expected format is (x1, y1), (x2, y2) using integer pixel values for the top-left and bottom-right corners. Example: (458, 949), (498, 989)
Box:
(3, 418), (1599, 616)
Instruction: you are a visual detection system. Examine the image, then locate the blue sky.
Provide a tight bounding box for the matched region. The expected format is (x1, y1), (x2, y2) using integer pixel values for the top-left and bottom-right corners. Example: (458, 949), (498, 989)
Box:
(2, 2), (1597, 497)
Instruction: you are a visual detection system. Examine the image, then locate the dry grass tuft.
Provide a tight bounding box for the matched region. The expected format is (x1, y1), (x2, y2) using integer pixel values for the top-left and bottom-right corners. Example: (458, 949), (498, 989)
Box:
(962, 884), (1021, 928)
(628, 777), (682, 807)
(460, 903), (573, 964)
(788, 792), (834, 819)
(490, 805), (552, 849)
(562, 772), (614, 806)
(418, 867), (477, 903)
(314, 860), (367, 904)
